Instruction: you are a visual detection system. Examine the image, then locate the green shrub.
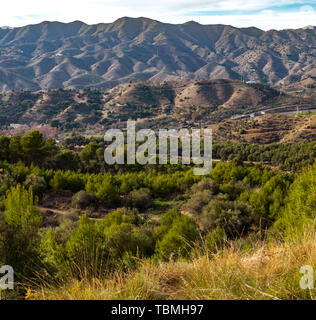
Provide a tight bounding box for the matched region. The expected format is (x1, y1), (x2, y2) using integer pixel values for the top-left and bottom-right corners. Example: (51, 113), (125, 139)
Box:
(126, 188), (153, 211)
(118, 172), (146, 194)
(24, 173), (47, 197)
(155, 208), (199, 260)
(54, 209), (147, 278)
(50, 170), (85, 192)
(201, 199), (254, 237)
(86, 174), (119, 207)
(186, 190), (213, 216)
(190, 178), (219, 194)
(220, 181), (249, 200)
(72, 190), (97, 209)
(273, 162), (316, 237)
(248, 174), (292, 226)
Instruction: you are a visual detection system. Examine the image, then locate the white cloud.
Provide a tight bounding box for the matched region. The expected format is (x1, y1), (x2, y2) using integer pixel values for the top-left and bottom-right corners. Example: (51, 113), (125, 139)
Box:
(0, 0), (315, 30)
(182, 11), (316, 30)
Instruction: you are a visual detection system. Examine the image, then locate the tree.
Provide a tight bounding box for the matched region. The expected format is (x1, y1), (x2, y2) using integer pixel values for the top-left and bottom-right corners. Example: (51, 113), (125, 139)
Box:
(0, 136), (10, 161)
(54, 149), (80, 171)
(21, 131), (47, 165)
(8, 135), (23, 163)
(79, 142), (104, 173)
(41, 138), (59, 168)
(4, 184), (42, 232)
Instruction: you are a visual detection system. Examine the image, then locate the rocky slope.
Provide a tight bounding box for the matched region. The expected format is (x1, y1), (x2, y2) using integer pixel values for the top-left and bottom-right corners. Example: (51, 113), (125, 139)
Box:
(0, 18), (316, 91)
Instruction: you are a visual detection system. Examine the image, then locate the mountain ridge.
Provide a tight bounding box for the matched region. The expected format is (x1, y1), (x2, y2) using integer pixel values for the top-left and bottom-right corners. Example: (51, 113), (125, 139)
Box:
(0, 17), (316, 91)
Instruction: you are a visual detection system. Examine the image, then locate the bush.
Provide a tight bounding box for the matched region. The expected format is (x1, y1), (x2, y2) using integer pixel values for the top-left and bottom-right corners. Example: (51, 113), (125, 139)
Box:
(190, 178), (219, 194)
(220, 181), (249, 200)
(186, 178), (220, 216)
(72, 191), (97, 209)
(273, 162), (316, 237)
(50, 171), (85, 192)
(118, 172), (146, 194)
(53, 216), (79, 244)
(126, 188), (153, 211)
(186, 190), (213, 216)
(154, 208), (199, 260)
(52, 209), (148, 279)
(248, 174), (292, 226)
(24, 173), (47, 197)
(201, 199), (254, 238)
(86, 174), (119, 208)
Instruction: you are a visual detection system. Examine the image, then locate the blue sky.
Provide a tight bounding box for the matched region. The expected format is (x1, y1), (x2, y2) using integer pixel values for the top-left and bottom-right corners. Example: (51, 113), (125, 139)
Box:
(186, 3), (316, 16)
(1, 0), (316, 30)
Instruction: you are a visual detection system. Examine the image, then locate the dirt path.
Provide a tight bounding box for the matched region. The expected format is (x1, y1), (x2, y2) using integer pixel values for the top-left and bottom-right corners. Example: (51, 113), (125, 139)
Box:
(38, 206), (68, 215)
(38, 206), (104, 221)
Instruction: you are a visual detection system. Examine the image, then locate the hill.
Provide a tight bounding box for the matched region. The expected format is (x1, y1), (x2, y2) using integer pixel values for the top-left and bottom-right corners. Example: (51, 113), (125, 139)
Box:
(0, 79), (285, 135)
(211, 112), (316, 144)
(0, 18), (316, 91)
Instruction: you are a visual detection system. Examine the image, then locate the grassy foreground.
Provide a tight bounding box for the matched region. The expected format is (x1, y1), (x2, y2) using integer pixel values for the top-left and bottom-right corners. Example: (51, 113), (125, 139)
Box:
(30, 228), (316, 300)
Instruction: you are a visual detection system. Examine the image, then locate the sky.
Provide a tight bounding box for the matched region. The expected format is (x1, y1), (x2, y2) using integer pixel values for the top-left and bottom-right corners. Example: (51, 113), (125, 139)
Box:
(1, 0), (316, 30)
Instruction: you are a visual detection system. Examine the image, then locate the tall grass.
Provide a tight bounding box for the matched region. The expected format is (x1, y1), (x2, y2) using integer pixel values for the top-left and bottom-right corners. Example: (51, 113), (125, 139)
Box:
(30, 225), (316, 300)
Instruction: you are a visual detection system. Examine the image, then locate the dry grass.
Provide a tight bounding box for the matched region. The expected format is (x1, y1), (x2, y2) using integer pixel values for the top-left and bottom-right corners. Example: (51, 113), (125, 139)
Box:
(30, 227), (316, 300)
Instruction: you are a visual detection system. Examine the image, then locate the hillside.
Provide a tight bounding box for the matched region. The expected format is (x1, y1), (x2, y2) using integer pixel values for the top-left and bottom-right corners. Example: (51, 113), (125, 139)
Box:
(0, 79), (284, 135)
(211, 113), (316, 144)
(1, 158), (315, 301)
(0, 18), (316, 91)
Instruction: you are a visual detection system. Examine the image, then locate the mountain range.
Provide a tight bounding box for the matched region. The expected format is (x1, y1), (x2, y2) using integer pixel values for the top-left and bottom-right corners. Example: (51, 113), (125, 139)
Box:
(0, 17), (316, 91)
